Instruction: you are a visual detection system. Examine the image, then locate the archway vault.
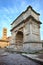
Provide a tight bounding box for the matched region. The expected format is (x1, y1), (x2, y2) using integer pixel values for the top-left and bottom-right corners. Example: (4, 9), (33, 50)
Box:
(15, 31), (23, 46)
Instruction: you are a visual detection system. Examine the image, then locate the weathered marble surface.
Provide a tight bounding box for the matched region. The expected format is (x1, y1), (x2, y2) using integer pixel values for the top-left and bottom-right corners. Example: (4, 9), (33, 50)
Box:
(10, 6), (42, 51)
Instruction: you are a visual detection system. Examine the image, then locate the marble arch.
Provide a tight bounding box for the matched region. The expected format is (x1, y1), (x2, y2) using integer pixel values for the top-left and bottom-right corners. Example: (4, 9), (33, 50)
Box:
(10, 6), (42, 51)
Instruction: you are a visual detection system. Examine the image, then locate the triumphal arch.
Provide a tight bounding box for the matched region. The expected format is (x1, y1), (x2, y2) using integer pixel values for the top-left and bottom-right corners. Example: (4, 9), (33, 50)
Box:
(11, 6), (42, 51)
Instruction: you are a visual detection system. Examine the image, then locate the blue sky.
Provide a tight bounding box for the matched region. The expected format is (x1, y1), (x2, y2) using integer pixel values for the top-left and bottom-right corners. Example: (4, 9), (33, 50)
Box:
(0, 0), (43, 40)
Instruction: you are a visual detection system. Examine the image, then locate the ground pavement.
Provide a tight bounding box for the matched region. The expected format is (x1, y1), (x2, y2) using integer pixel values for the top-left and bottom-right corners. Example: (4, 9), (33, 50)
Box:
(0, 52), (41, 65)
(0, 48), (42, 65)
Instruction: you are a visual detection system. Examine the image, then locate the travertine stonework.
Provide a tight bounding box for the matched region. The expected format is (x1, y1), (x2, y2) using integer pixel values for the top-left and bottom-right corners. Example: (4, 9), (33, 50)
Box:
(10, 6), (42, 51)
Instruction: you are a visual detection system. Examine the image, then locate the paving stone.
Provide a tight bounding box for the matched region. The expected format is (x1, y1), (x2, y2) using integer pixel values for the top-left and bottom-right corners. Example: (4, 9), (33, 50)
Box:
(0, 52), (41, 65)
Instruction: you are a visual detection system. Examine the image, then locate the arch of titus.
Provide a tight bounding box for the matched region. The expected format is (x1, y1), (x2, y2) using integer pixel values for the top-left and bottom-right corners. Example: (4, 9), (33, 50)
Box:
(11, 6), (42, 51)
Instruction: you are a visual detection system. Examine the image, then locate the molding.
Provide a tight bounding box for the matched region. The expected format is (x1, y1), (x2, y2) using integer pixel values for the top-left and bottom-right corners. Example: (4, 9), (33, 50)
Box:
(11, 15), (42, 31)
(32, 32), (40, 36)
(23, 41), (43, 44)
(11, 6), (40, 25)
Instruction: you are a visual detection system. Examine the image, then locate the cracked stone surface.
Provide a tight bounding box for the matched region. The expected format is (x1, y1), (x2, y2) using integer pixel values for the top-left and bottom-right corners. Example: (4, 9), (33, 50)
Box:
(0, 53), (41, 65)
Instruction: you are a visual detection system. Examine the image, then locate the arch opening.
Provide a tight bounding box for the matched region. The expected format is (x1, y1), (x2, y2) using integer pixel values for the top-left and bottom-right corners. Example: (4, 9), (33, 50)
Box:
(15, 31), (23, 46)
